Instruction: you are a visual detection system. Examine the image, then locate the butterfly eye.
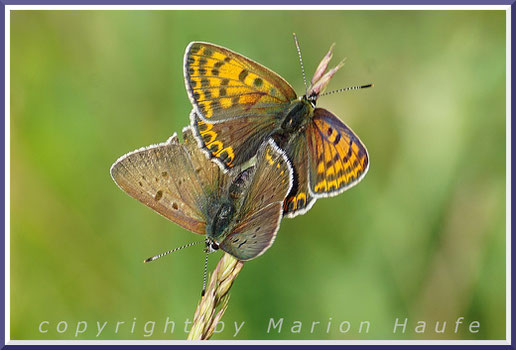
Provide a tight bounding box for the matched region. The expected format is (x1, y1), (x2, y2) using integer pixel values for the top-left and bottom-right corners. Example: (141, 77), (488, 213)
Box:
(211, 242), (219, 251)
(307, 93), (317, 106)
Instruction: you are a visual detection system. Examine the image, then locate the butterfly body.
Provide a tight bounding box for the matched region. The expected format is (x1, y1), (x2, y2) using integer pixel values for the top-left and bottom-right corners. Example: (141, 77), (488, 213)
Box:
(278, 97), (313, 134)
(205, 167), (254, 242)
(185, 40), (370, 218)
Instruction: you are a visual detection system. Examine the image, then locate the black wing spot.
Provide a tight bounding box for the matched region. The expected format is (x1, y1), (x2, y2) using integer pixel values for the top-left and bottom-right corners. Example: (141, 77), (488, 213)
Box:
(239, 69), (249, 82)
(253, 77), (263, 87)
(172, 202), (178, 210)
(154, 190), (163, 201)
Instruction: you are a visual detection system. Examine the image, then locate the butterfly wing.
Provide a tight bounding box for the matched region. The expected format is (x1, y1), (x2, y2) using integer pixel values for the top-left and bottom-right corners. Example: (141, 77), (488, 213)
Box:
(184, 41), (297, 123)
(280, 134), (317, 218)
(190, 110), (277, 170)
(181, 125), (231, 199)
(307, 108), (369, 198)
(110, 127), (228, 234)
(219, 140), (293, 261)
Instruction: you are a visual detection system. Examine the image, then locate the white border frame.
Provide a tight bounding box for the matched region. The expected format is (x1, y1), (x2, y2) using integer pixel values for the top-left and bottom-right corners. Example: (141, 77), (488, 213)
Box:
(4, 4), (512, 346)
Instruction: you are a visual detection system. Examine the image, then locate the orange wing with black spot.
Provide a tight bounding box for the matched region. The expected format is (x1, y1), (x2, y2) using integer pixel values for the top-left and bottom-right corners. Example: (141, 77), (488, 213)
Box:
(280, 133), (317, 218)
(191, 110), (278, 170)
(184, 42), (297, 123)
(306, 108), (369, 198)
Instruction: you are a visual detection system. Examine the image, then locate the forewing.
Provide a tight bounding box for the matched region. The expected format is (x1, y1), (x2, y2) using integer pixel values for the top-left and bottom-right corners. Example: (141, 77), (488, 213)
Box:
(110, 127), (231, 235)
(307, 108), (369, 197)
(184, 42), (297, 123)
(220, 140), (293, 261)
(190, 110), (277, 170)
(281, 134), (317, 218)
(110, 133), (207, 234)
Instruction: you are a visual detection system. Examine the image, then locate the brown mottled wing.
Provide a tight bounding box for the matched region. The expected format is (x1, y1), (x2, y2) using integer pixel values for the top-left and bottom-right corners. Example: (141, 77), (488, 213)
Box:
(190, 110), (277, 170)
(110, 127), (229, 234)
(219, 140), (292, 261)
(220, 202), (284, 261)
(307, 108), (369, 197)
(281, 133), (317, 218)
(184, 41), (297, 123)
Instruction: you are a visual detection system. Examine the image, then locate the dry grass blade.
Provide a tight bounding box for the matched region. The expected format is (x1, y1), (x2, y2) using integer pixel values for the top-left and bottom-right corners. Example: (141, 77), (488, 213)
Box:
(187, 253), (244, 340)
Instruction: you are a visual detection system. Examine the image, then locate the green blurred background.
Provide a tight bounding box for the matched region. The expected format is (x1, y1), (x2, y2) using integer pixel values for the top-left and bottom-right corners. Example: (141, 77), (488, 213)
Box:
(10, 10), (506, 340)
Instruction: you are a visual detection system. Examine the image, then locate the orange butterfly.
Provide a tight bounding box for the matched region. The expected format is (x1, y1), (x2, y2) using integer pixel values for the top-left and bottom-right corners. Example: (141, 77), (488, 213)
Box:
(184, 36), (371, 217)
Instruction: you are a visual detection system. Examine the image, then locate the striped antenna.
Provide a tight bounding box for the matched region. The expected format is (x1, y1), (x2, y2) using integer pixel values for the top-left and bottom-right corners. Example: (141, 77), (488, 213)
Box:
(143, 240), (204, 263)
(319, 83), (374, 97)
(293, 33), (308, 93)
(201, 250), (210, 296)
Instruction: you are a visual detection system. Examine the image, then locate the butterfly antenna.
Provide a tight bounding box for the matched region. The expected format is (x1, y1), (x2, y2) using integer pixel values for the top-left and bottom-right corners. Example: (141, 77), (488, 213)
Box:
(293, 33), (308, 93)
(201, 250), (210, 297)
(143, 240), (204, 263)
(319, 83), (374, 97)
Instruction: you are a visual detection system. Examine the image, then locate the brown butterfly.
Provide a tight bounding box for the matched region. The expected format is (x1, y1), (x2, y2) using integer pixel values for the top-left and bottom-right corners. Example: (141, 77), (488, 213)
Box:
(110, 127), (293, 262)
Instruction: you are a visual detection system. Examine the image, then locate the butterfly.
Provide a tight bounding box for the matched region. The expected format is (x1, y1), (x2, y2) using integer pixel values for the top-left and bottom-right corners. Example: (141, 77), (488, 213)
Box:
(110, 126), (293, 262)
(184, 37), (370, 218)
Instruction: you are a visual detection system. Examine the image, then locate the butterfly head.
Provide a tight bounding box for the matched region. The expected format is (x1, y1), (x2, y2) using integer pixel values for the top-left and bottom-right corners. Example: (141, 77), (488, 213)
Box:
(205, 239), (220, 253)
